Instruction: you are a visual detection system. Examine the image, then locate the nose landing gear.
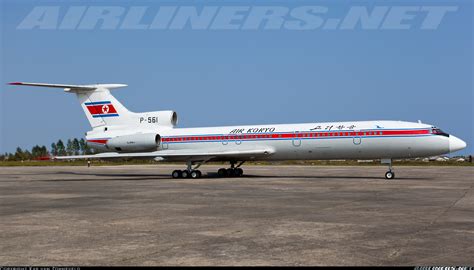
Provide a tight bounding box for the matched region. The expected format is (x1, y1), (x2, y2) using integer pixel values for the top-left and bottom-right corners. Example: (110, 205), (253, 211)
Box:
(381, 158), (395, 180)
(385, 170), (395, 180)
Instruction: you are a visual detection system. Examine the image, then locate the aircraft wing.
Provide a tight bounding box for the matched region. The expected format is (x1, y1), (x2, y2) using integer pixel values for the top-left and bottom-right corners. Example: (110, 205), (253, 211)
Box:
(54, 148), (275, 162)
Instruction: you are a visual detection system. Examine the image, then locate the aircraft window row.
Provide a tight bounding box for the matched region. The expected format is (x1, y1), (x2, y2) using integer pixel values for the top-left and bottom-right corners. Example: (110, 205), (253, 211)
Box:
(164, 131), (387, 142)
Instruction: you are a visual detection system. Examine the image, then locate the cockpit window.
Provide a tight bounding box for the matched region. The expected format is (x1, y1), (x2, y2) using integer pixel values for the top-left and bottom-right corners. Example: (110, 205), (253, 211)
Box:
(432, 128), (449, 137)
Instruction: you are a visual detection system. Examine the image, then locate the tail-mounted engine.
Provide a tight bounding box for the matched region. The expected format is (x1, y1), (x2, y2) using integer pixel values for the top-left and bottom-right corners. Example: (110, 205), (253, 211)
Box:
(138, 111), (178, 127)
(107, 133), (161, 152)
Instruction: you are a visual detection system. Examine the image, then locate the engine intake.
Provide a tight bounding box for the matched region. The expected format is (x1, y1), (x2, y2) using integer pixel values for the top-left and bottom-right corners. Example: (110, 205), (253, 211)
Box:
(107, 133), (160, 152)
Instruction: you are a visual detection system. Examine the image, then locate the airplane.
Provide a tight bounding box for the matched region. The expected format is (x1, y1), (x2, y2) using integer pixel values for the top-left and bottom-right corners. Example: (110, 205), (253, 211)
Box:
(8, 82), (467, 180)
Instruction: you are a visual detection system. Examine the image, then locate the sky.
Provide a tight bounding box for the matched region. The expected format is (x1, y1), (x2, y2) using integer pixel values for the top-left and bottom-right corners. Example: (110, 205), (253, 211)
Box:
(0, 0), (472, 155)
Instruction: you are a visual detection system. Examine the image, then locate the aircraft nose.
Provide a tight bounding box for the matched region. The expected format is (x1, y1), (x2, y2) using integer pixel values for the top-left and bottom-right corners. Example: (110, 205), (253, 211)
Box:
(449, 135), (467, 153)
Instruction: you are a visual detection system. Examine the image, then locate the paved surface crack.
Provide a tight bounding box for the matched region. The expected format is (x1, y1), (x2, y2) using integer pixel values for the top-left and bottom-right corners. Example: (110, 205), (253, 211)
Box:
(387, 184), (473, 263)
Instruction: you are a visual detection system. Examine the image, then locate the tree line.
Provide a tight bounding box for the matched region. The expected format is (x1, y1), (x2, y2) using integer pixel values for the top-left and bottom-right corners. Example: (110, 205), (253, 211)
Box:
(1, 138), (94, 161)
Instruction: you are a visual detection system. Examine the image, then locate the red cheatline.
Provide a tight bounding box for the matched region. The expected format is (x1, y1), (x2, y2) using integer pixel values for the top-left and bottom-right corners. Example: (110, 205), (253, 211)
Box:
(161, 129), (430, 143)
(87, 139), (108, 144)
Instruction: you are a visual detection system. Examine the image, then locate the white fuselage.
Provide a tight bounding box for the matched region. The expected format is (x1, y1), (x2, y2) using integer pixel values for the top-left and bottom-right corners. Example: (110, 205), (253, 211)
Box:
(86, 120), (458, 161)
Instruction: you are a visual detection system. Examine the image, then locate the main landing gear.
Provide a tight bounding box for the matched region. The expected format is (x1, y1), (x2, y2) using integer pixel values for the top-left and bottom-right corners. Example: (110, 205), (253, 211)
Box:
(171, 160), (246, 179)
(217, 161), (245, 178)
(381, 159), (395, 180)
(172, 169), (202, 179)
(172, 161), (203, 179)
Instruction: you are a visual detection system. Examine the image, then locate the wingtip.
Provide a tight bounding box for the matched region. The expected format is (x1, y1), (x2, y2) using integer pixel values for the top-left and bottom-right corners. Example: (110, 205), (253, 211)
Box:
(8, 82), (23, 85)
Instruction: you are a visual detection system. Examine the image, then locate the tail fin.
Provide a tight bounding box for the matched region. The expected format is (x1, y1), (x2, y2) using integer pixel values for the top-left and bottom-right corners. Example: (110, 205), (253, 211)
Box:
(8, 82), (133, 128)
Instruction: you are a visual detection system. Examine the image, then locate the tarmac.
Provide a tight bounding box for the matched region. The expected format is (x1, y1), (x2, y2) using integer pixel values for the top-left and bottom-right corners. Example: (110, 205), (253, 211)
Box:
(0, 165), (473, 266)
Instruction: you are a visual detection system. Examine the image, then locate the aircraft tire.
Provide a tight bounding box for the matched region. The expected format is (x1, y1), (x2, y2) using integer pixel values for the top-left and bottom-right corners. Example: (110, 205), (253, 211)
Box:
(218, 168), (227, 177)
(385, 171), (395, 180)
(226, 168), (235, 177)
(235, 168), (243, 177)
(190, 170), (201, 179)
(182, 170), (190, 178)
(172, 170), (182, 179)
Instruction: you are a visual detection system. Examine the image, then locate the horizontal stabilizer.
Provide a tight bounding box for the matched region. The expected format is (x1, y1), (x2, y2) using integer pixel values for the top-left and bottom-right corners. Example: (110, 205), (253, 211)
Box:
(9, 81), (133, 128)
(8, 82), (127, 91)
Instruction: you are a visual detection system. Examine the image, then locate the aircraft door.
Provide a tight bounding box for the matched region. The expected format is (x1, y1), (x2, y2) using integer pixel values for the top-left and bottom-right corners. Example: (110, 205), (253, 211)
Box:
(292, 131), (301, 147)
(162, 139), (169, 149)
(235, 134), (242, 145)
(353, 131), (362, 145)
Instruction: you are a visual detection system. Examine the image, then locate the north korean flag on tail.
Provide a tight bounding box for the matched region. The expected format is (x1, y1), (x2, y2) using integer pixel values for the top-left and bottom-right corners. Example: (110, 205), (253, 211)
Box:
(85, 101), (119, 118)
